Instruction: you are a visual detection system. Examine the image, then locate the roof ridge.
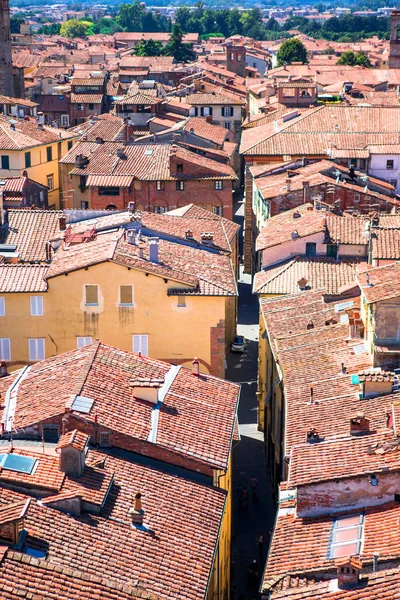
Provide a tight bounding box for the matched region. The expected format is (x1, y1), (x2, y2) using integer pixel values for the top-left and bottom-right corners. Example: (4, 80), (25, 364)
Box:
(65, 341), (101, 410)
(255, 257), (299, 292)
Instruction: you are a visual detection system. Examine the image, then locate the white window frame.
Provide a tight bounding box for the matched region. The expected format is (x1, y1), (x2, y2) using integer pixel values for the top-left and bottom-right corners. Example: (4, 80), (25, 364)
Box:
(119, 285), (134, 307)
(30, 296), (44, 316)
(203, 106), (210, 117)
(47, 174), (54, 191)
(61, 114), (69, 127)
(132, 334), (148, 356)
(154, 206), (167, 214)
(223, 106), (233, 117)
(85, 284), (99, 306)
(77, 336), (92, 348)
(0, 297), (5, 316)
(0, 339), (11, 361)
(224, 122), (231, 130)
(28, 338), (45, 361)
(214, 180), (223, 190)
(212, 206), (223, 216)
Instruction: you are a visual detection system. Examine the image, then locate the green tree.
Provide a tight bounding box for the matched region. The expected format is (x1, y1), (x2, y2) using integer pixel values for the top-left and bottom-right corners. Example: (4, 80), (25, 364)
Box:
(136, 39), (163, 56)
(60, 19), (89, 38)
(265, 17), (281, 32)
(277, 37), (308, 66)
(118, 1), (145, 32)
(10, 16), (24, 33)
(175, 6), (192, 32)
(337, 50), (372, 67)
(163, 24), (196, 62)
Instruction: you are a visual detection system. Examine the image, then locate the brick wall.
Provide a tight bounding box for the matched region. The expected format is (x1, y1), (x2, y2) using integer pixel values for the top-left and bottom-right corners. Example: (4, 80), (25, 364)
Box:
(210, 319), (226, 378)
(90, 179), (234, 219)
(244, 162), (254, 273)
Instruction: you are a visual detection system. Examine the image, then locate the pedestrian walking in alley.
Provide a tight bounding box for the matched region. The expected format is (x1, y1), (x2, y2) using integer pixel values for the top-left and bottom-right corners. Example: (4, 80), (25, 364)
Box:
(241, 486), (249, 510)
(258, 532), (264, 558)
(250, 475), (259, 503)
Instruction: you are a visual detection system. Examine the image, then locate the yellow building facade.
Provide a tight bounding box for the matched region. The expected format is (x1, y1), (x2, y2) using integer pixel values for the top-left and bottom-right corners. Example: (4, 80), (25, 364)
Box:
(1, 260), (236, 377)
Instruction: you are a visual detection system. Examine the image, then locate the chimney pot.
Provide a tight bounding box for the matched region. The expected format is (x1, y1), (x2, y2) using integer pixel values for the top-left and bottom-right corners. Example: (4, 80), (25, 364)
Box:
(341, 362), (347, 374)
(336, 557), (362, 589)
(192, 358), (200, 376)
(350, 412), (370, 435)
(149, 237), (159, 263)
(129, 491), (145, 526)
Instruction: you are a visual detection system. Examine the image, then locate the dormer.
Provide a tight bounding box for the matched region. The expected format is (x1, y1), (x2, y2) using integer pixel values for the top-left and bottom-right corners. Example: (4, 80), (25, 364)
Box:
(0, 499), (30, 545)
(130, 377), (164, 404)
(56, 429), (89, 477)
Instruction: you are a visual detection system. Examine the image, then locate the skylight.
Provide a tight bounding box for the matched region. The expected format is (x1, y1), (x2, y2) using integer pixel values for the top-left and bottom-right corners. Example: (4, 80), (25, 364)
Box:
(329, 514), (364, 559)
(0, 454), (37, 475)
(71, 395), (94, 414)
(334, 300), (354, 313)
(144, 148), (153, 156)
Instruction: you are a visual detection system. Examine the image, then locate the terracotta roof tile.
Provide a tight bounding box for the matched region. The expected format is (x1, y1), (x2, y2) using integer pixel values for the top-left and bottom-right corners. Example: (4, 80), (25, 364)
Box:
(0, 264), (48, 292)
(357, 262), (400, 303)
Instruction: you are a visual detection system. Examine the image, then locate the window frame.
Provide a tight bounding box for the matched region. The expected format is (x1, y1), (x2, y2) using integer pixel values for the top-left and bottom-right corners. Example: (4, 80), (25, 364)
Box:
(176, 180), (184, 191)
(28, 338), (45, 361)
(46, 146), (52, 162)
(25, 152), (31, 168)
(0, 338), (11, 361)
(0, 297), (5, 316)
(387, 159), (394, 170)
(30, 296), (44, 316)
(76, 336), (93, 348)
(132, 334), (148, 356)
(1, 155), (10, 170)
(85, 284), (99, 306)
(212, 206), (223, 216)
(156, 180), (165, 191)
(98, 186), (120, 196)
(119, 285), (134, 307)
(47, 174), (54, 192)
(214, 180), (223, 190)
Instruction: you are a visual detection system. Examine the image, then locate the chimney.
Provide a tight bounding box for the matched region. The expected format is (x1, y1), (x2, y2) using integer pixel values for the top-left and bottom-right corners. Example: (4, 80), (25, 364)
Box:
(56, 429), (89, 477)
(192, 357), (200, 376)
(306, 320), (314, 330)
(341, 362), (347, 374)
(350, 412), (370, 435)
(336, 556), (362, 589)
(200, 232), (214, 246)
(373, 552), (379, 572)
(303, 180), (310, 203)
(59, 215), (67, 231)
(286, 178), (291, 191)
(75, 154), (88, 168)
(0, 361), (8, 378)
(185, 229), (193, 239)
(116, 148), (126, 159)
(306, 427), (320, 443)
(129, 492), (145, 526)
(45, 241), (53, 262)
(309, 386), (314, 403)
(149, 237), (159, 263)
(127, 230), (138, 245)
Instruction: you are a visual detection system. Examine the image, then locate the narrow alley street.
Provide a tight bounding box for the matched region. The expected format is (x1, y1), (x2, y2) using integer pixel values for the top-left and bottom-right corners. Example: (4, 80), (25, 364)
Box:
(227, 196), (276, 599)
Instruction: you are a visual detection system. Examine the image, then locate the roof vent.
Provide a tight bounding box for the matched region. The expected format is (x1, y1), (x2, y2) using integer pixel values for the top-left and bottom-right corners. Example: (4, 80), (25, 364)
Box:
(129, 492), (145, 526)
(192, 357), (200, 376)
(59, 215), (67, 231)
(130, 377), (164, 404)
(350, 412), (370, 435)
(291, 230), (299, 239)
(306, 427), (320, 443)
(75, 154), (88, 168)
(200, 232), (214, 246)
(149, 237), (159, 263)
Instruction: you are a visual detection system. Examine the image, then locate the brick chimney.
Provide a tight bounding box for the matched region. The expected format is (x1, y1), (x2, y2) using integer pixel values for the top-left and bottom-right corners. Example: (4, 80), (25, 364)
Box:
(350, 412), (370, 435)
(149, 237), (159, 263)
(192, 358), (200, 376)
(56, 429), (89, 477)
(129, 491), (145, 526)
(336, 556), (362, 589)
(59, 215), (67, 231)
(0, 361), (8, 378)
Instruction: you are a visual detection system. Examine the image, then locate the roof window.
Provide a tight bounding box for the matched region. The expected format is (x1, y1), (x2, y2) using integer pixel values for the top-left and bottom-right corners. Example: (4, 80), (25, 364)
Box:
(329, 514), (364, 559)
(0, 454), (37, 475)
(71, 395), (94, 414)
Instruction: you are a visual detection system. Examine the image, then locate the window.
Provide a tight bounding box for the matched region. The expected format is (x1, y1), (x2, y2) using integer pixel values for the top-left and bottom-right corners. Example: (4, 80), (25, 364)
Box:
(99, 431), (111, 447)
(177, 164), (183, 172)
(176, 181), (184, 191)
(48, 79), (52, 84)
(359, 159), (366, 170)
(237, 53), (242, 61)
(387, 159), (394, 170)
(77, 103), (83, 111)
(0, 339), (10, 361)
(350, 158), (357, 167)
(132, 334), (148, 356)
(305, 242), (317, 257)
(88, 103), (94, 110)
(0, 297), (4, 316)
(67, 140), (73, 150)
(212, 206), (223, 216)
(47, 174), (54, 191)
(120, 285), (133, 306)
(98, 186), (120, 196)
(329, 514), (364, 559)
(214, 180), (223, 190)
(25, 152), (31, 168)
(224, 122), (231, 130)
(326, 244), (338, 259)
(30, 296), (44, 316)
(177, 296), (186, 307)
(81, 201), (89, 209)
(222, 106), (233, 117)
(354, 194), (360, 203)
(85, 285), (99, 306)
(154, 206), (167, 214)
(156, 180), (165, 191)
(28, 338), (45, 361)
(230, 53), (234, 60)
(1, 156), (9, 170)
(63, 115), (70, 128)
(201, 106), (212, 117)
(77, 336), (92, 348)
(46, 146), (52, 162)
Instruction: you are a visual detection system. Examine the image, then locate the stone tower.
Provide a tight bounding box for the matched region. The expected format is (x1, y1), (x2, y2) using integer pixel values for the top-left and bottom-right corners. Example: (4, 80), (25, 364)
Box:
(226, 43), (246, 78)
(0, 0), (13, 97)
(389, 10), (400, 68)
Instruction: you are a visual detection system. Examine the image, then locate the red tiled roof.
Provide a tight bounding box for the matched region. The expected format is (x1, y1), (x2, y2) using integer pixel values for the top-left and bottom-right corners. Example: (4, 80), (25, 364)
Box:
(357, 262), (400, 303)
(0, 499), (30, 526)
(183, 117), (228, 146)
(186, 92), (244, 106)
(56, 429), (89, 452)
(254, 256), (363, 296)
(0, 265), (48, 292)
(70, 94), (103, 104)
(0, 116), (77, 151)
(0, 209), (64, 262)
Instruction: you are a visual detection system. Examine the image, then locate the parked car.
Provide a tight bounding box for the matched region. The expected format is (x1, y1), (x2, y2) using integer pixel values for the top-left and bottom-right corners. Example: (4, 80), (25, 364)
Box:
(231, 335), (247, 353)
